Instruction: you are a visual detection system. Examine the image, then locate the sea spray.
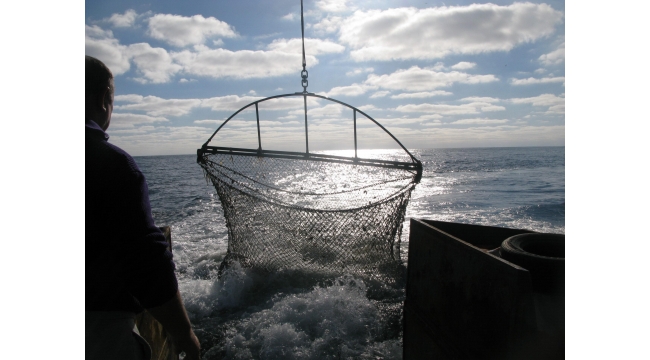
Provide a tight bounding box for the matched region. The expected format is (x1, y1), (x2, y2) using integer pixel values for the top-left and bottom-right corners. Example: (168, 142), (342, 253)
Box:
(205, 274), (399, 359)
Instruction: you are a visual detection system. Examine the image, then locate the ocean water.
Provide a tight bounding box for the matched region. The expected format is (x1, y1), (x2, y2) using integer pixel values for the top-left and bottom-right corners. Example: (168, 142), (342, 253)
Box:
(134, 146), (565, 359)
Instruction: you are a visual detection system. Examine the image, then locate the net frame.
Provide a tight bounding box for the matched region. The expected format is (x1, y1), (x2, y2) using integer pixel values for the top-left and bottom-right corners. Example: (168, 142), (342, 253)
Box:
(198, 92), (422, 277)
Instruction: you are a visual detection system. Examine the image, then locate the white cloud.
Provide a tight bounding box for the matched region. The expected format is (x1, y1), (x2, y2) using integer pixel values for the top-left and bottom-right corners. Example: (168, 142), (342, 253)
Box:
(331, 3), (562, 61)
(393, 124), (565, 149)
(510, 93), (564, 115)
(291, 104), (342, 118)
(148, 14), (237, 47)
(357, 104), (378, 112)
(322, 83), (371, 97)
(370, 91), (390, 98)
(110, 113), (170, 126)
(346, 67), (374, 76)
(316, 0), (353, 13)
(510, 76), (565, 85)
(172, 47), (318, 79)
(110, 126), (216, 156)
(313, 16), (344, 34)
(534, 68), (547, 74)
(391, 91), (453, 99)
(374, 115), (442, 126)
(267, 38), (345, 55)
(451, 62), (476, 70)
(115, 95), (202, 117)
(115, 94), (144, 103)
(539, 42), (565, 66)
(193, 120), (223, 126)
(126, 43), (182, 83)
(364, 66), (498, 91)
(200, 95), (261, 112)
(85, 25), (130, 75)
(395, 102), (505, 115)
(107, 9), (138, 28)
(459, 97), (500, 103)
(282, 13), (296, 21)
(201, 95), (320, 112)
(451, 118), (509, 125)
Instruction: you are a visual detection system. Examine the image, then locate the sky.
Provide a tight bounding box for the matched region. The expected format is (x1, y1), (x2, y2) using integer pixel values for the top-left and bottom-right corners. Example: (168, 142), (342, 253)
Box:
(85, 0), (565, 156)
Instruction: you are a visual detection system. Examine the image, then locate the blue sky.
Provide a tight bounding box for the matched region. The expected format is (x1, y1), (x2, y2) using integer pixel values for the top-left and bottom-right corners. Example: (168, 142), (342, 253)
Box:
(85, 0), (565, 156)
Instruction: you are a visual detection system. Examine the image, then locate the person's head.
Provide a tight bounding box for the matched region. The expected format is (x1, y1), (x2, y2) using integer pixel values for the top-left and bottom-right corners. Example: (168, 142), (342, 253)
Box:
(85, 55), (114, 131)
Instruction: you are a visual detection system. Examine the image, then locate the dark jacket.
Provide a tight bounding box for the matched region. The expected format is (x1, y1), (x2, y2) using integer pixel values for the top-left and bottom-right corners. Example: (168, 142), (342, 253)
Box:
(86, 119), (178, 312)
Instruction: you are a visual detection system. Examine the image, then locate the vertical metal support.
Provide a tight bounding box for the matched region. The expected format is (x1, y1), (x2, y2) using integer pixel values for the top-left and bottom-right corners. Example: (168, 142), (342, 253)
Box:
(353, 109), (358, 159)
(255, 103), (262, 151)
(303, 94), (309, 154)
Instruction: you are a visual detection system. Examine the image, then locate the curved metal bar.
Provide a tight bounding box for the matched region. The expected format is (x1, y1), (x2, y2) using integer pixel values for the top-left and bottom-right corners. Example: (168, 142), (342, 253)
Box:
(199, 92), (421, 166)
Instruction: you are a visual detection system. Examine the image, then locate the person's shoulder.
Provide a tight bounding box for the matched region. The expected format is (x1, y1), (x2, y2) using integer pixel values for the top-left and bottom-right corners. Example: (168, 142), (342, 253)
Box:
(106, 143), (142, 175)
(88, 139), (142, 176)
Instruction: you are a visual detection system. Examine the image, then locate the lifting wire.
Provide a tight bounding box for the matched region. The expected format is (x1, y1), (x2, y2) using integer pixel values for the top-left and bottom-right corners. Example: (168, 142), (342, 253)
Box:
(300, 0), (309, 93)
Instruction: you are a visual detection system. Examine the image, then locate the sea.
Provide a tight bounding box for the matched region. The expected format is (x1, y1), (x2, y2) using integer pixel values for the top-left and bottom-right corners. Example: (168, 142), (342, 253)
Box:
(133, 146), (565, 359)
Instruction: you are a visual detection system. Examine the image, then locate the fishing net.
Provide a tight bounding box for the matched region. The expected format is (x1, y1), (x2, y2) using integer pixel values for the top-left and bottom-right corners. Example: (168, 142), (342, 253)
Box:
(198, 148), (420, 278)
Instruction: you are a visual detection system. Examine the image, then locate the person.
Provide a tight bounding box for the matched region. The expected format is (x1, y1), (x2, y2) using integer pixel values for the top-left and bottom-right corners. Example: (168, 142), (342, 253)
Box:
(85, 55), (201, 360)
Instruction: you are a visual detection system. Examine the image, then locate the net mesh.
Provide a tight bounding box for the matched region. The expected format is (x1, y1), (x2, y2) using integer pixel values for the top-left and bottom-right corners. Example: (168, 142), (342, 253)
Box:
(199, 152), (418, 278)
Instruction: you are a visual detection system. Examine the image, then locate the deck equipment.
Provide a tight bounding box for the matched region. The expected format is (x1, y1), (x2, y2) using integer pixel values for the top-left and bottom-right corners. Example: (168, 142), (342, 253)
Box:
(197, 1), (422, 278)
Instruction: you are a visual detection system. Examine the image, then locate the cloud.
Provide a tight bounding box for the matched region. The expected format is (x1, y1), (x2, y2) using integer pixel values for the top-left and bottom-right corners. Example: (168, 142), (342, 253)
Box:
(510, 76), (565, 85)
(110, 113), (170, 127)
(200, 95), (260, 111)
(114, 95), (202, 117)
(398, 125), (565, 149)
(364, 66), (498, 91)
(510, 93), (564, 115)
(450, 118), (509, 125)
(346, 67), (374, 76)
(395, 101), (505, 115)
(539, 42), (565, 66)
(370, 91), (390, 98)
(110, 126), (216, 156)
(148, 14), (237, 47)
(85, 25), (130, 75)
(328, 3), (562, 61)
(316, 0), (353, 13)
(115, 94), (144, 103)
(357, 104), (378, 112)
(291, 104), (343, 118)
(322, 83), (371, 97)
(172, 47), (318, 79)
(459, 97), (500, 103)
(193, 120), (223, 126)
(107, 9), (138, 28)
(201, 95), (320, 112)
(374, 115), (443, 126)
(451, 62), (476, 70)
(267, 38), (345, 55)
(391, 91), (453, 99)
(313, 16), (344, 34)
(282, 13), (296, 21)
(126, 43), (182, 83)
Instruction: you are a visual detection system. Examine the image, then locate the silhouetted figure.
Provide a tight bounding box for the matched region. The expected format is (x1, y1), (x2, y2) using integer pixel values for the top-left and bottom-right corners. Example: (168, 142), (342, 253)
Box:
(85, 55), (200, 360)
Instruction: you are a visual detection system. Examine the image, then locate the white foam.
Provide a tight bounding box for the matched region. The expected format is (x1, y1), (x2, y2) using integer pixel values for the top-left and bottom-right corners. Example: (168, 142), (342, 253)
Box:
(214, 274), (393, 359)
